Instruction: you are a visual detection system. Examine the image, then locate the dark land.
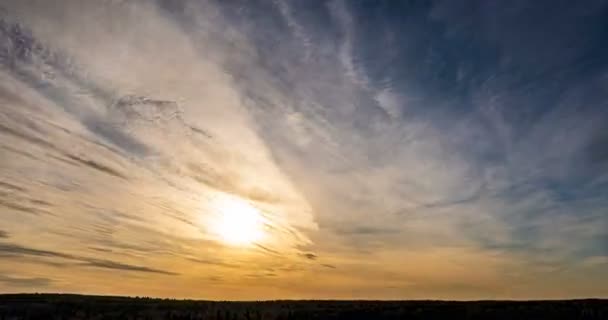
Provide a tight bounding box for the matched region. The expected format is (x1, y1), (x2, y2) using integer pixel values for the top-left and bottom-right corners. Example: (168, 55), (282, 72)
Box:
(0, 294), (607, 320)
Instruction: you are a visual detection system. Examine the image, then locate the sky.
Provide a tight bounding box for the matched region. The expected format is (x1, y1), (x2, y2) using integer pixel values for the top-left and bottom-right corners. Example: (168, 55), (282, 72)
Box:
(0, 0), (607, 300)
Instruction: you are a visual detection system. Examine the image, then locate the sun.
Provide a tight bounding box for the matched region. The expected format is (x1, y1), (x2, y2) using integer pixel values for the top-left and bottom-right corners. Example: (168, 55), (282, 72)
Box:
(210, 195), (265, 246)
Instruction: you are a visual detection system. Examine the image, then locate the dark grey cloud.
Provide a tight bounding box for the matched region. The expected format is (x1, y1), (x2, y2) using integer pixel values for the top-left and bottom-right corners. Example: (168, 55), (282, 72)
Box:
(0, 145), (40, 161)
(0, 198), (52, 216)
(63, 153), (128, 180)
(0, 181), (25, 192)
(0, 122), (56, 151)
(0, 243), (177, 275)
(188, 125), (213, 139)
(79, 258), (177, 275)
(28, 199), (52, 207)
(300, 253), (317, 260)
(88, 247), (113, 253)
(254, 244), (282, 257)
(244, 272), (278, 279)
(186, 257), (240, 269)
(0, 183), (36, 217)
(0, 275), (52, 287)
(0, 243), (73, 259)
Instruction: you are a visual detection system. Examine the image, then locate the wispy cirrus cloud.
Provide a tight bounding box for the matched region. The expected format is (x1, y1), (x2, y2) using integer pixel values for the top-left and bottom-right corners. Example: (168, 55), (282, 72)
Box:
(0, 0), (607, 299)
(0, 275), (52, 287)
(0, 243), (176, 275)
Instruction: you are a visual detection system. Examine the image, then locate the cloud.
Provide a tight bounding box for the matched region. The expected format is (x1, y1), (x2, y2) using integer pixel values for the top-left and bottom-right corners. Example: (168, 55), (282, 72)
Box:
(0, 25), (152, 157)
(186, 257), (240, 269)
(0, 0), (607, 299)
(79, 258), (177, 275)
(300, 253), (317, 260)
(0, 199), (49, 215)
(0, 122), (56, 151)
(0, 275), (52, 287)
(255, 244), (283, 257)
(0, 243), (73, 259)
(0, 243), (176, 275)
(63, 154), (128, 181)
(0, 181), (26, 192)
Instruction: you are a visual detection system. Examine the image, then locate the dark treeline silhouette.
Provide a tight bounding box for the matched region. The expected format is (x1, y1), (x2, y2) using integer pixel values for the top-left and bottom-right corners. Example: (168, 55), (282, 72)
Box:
(0, 294), (606, 320)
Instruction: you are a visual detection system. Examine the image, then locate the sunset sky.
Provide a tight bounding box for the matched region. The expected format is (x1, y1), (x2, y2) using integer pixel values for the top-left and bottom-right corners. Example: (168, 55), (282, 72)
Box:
(0, 0), (607, 300)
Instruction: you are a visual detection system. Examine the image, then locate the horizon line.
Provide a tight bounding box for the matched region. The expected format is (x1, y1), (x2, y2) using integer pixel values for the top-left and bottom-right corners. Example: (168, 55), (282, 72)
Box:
(1, 293), (606, 303)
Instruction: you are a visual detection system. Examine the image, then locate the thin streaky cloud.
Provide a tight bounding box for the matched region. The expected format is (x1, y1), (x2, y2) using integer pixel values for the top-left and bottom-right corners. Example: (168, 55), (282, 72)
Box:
(0, 0), (606, 299)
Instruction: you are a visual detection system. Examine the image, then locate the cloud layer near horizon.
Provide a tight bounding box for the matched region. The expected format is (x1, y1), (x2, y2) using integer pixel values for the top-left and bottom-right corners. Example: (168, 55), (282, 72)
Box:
(0, 0), (607, 299)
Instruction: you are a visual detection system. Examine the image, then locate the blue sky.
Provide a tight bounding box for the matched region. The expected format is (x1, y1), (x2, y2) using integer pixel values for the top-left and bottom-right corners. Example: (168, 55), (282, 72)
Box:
(0, 0), (607, 299)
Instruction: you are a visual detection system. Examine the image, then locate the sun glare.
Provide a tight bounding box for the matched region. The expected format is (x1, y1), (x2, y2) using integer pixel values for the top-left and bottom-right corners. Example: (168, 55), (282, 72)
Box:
(211, 195), (265, 246)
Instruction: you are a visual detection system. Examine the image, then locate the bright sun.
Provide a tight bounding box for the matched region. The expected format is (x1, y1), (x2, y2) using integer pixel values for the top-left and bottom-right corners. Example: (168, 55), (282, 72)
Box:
(210, 195), (265, 246)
